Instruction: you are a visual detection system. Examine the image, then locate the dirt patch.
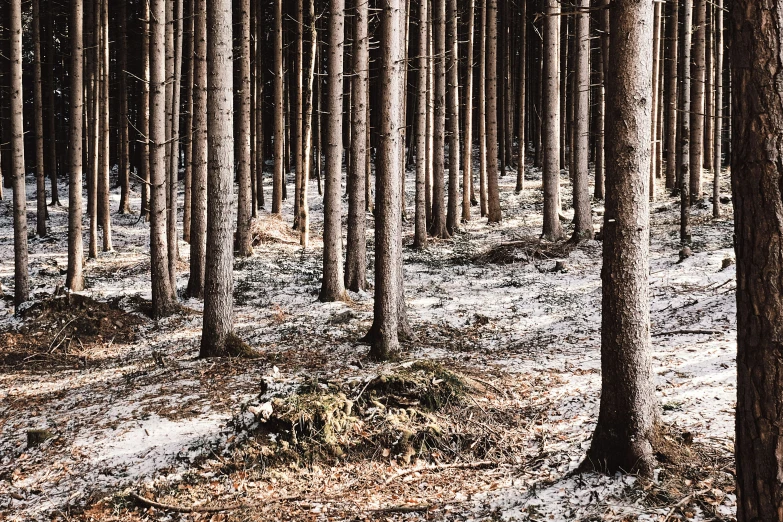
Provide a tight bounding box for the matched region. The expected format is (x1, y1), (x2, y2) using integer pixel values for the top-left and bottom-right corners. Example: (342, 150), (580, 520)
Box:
(0, 293), (146, 369)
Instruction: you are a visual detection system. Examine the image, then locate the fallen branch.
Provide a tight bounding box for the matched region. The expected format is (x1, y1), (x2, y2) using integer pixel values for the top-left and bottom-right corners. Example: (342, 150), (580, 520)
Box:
(652, 329), (722, 337)
(663, 489), (711, 522)
(129, 492), (299, 514)
(384, 460), (495, 485)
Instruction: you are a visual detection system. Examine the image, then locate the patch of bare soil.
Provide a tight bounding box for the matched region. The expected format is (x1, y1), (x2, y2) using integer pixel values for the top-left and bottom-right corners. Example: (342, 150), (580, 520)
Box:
(0, 293), (146, 371)
(470, 236), (578, 265)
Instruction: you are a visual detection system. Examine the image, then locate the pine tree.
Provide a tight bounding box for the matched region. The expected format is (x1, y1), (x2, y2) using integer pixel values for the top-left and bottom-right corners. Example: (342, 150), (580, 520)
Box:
(66, 0), (85, 292)
(236, 0), (253, 257)
(541, 0), (562, 239)
(272, 0), (284, 214)
(415, 0), (429, 248)
(572, 0), (592, 241)
(32, 0), (47, 238)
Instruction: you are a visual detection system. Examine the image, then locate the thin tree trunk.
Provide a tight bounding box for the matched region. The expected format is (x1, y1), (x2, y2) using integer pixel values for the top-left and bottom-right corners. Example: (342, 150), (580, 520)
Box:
(515, 0), (526, 194)
(99, 0), (112, 252)
(366, 0), (410, 361)
(462, 0), (475, 219)
(67, 0), (85, 291)
(200, 0), (237, 357)
(712, 0), (722, 218)
(150, 0), (177, 317)
(445, 0), (460, 234)
(43, 4), (59, 206)
(583, 0), (658, 476)
(478, 0), (487, 216)
(272, 0), (284, 214)
(236, 0), (253, 256)
(679, 0), (692, 242)
(485, 0), (502, 223)
(665, 0), (679, 190)
(689, 0), (705, 202)
(542, 0), (563, 240)
(415, 0), (429, 248)
(299, 0), (316, 248)
(187, 0), (207, 299)
(430, 0), (449, 237)
(320, 0), (348, 302)
(703, 3), (713, 173)
(140, 0), (151, 221)
(10, 0), (29, 306)
(167, 0), (183, 287)
(293, 0), (304, 229)
(32, 0), (47, 237)
(572, 0), (591, 241)
(346, 0), (369, 290)
(648, 0), (661, 201)
(118, 0), (131, 214)
(182, 0), (194, 239)
(593, 0), (605, 200)
(87, 0), (98, 259)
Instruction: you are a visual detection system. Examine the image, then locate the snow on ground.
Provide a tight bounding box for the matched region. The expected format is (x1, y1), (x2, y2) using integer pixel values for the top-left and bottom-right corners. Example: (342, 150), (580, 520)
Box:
(0, 163), (736, 521)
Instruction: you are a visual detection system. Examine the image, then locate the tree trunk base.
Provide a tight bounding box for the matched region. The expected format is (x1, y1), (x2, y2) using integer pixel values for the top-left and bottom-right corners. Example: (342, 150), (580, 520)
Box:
(580, 423), (662, 477)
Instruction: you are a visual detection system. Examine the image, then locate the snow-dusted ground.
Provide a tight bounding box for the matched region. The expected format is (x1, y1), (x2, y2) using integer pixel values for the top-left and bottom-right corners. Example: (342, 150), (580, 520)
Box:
(0, 164), (736, 521)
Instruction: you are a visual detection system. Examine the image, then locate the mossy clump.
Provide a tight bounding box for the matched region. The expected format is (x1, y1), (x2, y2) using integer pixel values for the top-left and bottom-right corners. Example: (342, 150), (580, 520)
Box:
(361, 361), (473, 412)
(224, 333), (260, 358)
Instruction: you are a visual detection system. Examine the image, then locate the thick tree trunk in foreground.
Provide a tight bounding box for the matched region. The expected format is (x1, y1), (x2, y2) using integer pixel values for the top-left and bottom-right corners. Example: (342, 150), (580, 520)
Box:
(542, 0), (563, 240)
(572, 0), (592, 241)
(731, 2), (783, 518)
(187, 0), (207, 299)
(10, 0), (29, 307)
(485, 0), (502, 223)
(149, 0), (177, 317)
(345, 0), (369, 291)
(366, 0), (410, 361)
(584, 0), (658, 476)
(67, 0), (85, 292)
(236, 0), (253, 257)
(320, 0), (347, 302)
(201, 0), (236, 357)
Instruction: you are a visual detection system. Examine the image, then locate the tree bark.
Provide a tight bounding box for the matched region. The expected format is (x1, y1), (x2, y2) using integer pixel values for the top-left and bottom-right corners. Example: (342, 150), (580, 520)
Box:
(200, 0), (236, 357)
(167, 0), (183, 286)
(67, 0), (85, 291)
(140, 0), (151, 221)
(462, 0), (476, 218)
(32, 0), (47, 237)
(572, 0), (591, 241)
(542, 0), (563, 240)
(236, 0), (253, 257)
(299, 0), (316, 248)
(292, 0), (304, 229)
(10, 0), (29, 307)
(485, 0), (502, 223)
(712, 0), (722, 218)
(584, 0), (658, 476)
(679, 0), (692, 243)
(187, 0), (207, 300)
(99, 0), (112, 252)
(320, 0), (348, 302)
(649, 0), (661, 201)
(731, 0), (783, 517)
(43, 3), (59, 206)
(150, 0), (177, 317)
(182, 0), (194, 238)
(665, 0), (679, 191)
(445, 0), (460, 234)
(272, 0), (284, 214)
(415, 0), (429, 249)
(689, 0), (705, 203)
(430, 0), (449, 238)
(346, 0), (369, 290)
(366, 0), (410, 361)
(515, 0), (526, 194)
(118, 0), (132, 215)
(478, 0), (488, 216)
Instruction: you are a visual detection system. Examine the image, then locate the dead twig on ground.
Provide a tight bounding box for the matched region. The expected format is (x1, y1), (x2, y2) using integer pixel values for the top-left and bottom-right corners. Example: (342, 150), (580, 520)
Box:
(384, 460), (496, 485)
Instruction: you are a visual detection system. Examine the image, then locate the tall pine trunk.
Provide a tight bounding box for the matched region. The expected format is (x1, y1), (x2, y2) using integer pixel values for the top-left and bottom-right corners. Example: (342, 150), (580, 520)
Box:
(414, 0), (429, 248)
(665, 0), (679, 190)
(236, 0), (253, 256)
(689, 0), (706, 202)
(712, 0), (722, 218)
(66, 0), (85, 291)
(584, 0), (658, 476)
(542, 0), (563, 240)
(462, 0), (476, 218)
(272, 0), (284, 214)
(572, 0), (592, 241)
(32, 0), (47, 237)
(679, 0), (693, 242)
(445, 0), (460, 234)
(430, 0), (449, 237)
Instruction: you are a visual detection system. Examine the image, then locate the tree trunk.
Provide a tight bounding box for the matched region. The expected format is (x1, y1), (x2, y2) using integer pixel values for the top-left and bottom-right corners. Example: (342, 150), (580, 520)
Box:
(140, 0), (151, 221)
(150, 0), (177, 317)
(485, 0), (502, 223)
(429, 0), (449, 238)
(182, 0), (194, 238)
(478, 0), (487, 216)
(731, 0), (783, 516)
(236, 0), (253, 256)
(299, 0), (316, 248)
(118, 0), (131, 214)
(167, 0), (183, 286)
(43, 3), (59, 206)
(703, 4), (713, 173)
(187, 0), (207, 300)
(689, 0), (705, 203)
(10, 0), (29, 307)
(32, 0), (47, 237)
(255, 1), (265, 210)
(542, 0), (563, 240)
(272, 0), (284, 214)
(712, 0), (722, 218)
(200, 0), (236, 357)
(366, 0), (410, 361)
(320, 0), (348, 302)
(679, 0), (692, 242)
(665, 0), (679, 191)
(584, 0), (658, 476)
(99, 0), (112, 252)
(67, 0), (85, 291)
(572, 0), (591, 241)
(445, 0), (460, 234)
(649, 0), (661, 201)
(515, 0), (526, 194)
(292, 0), (304, 229)
(462, 0), (476, 219)
(345, 0), (369, 291)
(87, 0), (98, 259)
(414, 0), (429, 248)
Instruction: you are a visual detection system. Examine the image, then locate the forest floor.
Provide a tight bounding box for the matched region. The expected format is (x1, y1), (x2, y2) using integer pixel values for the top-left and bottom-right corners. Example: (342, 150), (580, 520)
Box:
(0, 165), (736, 521)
